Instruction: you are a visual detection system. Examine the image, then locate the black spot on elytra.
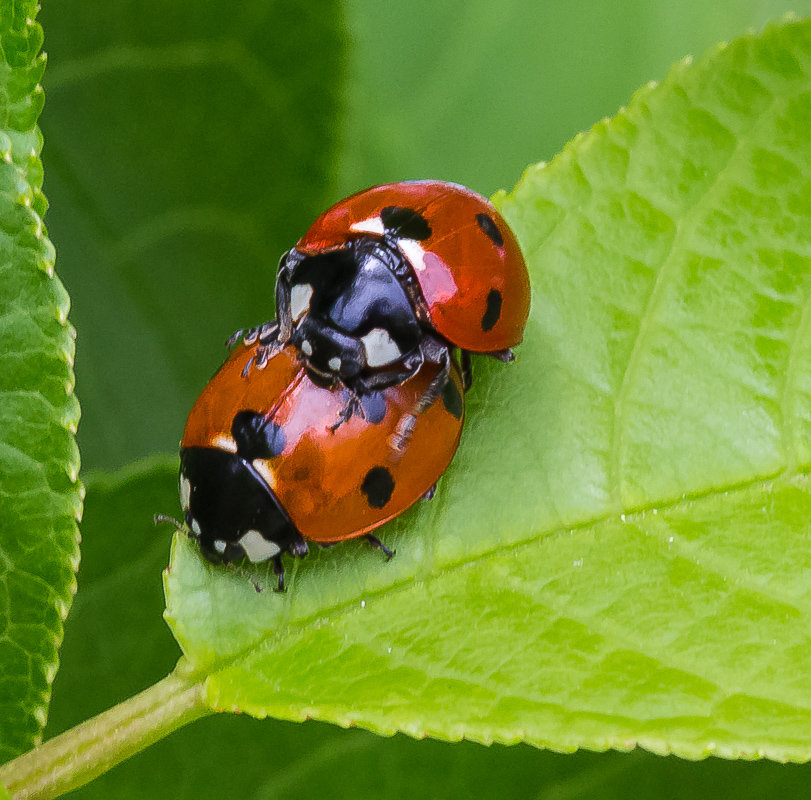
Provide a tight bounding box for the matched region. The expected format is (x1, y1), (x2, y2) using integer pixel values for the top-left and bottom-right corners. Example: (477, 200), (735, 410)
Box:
(476, 213), (504, 247)
(231, 410), (286, 460)
(361, 466), (395, 508)
(481, 289), (502, 332)
(360, 391), (387, 424)
(441, 377), (463, 420)
(380, 206), (432, 241)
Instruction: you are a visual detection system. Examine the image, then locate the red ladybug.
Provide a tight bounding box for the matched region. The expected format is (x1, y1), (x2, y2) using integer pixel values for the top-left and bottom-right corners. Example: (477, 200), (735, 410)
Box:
(239, 181), (529, 446)
(178, 339), (465, 590)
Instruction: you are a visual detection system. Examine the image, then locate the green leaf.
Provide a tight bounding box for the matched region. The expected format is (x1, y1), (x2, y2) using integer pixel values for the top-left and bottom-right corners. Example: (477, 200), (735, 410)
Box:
(38, 0), (345, 470)
(165, 17), (811, 761)
(47, 465), (811, 798)
(0, 0), (81, 763)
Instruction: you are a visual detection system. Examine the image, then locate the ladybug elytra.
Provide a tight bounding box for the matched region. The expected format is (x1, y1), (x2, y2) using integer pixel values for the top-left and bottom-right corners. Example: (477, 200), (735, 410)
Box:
(178, 340), (465, 590)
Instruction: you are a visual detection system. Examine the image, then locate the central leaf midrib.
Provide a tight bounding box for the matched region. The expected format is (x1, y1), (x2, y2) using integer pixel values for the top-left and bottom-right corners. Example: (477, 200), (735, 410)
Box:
(781, 288), (811, 472)
(190, 465), (809, 689)
(225, 579), (810, 722)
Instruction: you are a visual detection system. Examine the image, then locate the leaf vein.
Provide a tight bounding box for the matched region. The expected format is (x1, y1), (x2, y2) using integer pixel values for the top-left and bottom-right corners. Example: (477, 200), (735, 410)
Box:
(780, 286), (811, 471)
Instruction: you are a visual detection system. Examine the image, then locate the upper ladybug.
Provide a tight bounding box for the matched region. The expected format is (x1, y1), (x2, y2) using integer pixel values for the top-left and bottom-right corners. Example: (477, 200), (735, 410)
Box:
(240, 181), (530, 446)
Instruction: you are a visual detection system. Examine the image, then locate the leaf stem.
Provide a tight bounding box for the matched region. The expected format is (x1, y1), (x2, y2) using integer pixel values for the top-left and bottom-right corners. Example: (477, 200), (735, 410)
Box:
(0, 672), (210, 800)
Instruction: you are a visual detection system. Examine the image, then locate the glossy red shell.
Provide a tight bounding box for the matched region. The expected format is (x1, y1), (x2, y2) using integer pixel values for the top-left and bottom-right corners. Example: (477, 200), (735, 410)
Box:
(295, 181), (530, 353)
(181, 342), (465, 543)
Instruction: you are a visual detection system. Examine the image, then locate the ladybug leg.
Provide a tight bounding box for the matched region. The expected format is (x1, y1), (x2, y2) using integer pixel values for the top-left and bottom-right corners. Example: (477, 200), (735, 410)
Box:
(257, 320), (280, 344)
(230, 320), (278, 348)
(270, 537), (308, 592)
(488, 348), (515, 363)
(253, 321), (282, 370)
(390, 344), (451, 453)
(271, 554), (286, 593)
(461, 350), (473, 391)
(275, 275), (294, 346)
(329, 390), (365, 433)
(240, 321), (282, 377)
(338, 353), (423, 434)
(422, 483), (437, 501)
(364, 533), (396, 560)
(226, 328), (251, 349)
(351, 351), (423, 393)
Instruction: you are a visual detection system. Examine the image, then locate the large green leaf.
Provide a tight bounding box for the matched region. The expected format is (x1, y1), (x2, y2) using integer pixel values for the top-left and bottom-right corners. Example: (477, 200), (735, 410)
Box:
(0, 1), (81, 763)
(165, 18), (811, 761)
(47, 465), (811, 798)
(38, 0), (345, 470)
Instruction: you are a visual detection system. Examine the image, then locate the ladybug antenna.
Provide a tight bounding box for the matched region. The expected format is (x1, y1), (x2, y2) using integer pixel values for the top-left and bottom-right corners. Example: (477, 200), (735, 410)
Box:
(225, 562), (263, 594)
(154, 515), (262, 593)
(154, 513), (183, 530)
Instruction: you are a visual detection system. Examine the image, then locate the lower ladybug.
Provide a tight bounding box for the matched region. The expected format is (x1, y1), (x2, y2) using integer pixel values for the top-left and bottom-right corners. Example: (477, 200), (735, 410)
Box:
(176, 339), (465, 590)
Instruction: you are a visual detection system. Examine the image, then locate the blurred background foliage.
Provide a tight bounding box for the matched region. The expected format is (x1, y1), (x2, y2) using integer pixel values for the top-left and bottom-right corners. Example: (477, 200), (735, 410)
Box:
(39, 0), (811, 797)
(40, 0), (811, 471)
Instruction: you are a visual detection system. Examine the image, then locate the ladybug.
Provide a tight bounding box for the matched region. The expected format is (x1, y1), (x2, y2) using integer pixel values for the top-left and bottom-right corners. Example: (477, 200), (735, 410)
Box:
(239, 181), (529, 448)
(177, 339), (465, 591)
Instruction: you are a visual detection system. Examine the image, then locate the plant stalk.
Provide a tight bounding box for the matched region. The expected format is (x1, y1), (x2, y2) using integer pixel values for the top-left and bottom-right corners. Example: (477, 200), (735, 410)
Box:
(0, 673), (210, 800)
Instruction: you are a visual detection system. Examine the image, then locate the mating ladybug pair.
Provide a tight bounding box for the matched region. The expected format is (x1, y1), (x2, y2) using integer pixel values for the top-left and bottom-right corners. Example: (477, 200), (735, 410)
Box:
(175, 181), (530, 590)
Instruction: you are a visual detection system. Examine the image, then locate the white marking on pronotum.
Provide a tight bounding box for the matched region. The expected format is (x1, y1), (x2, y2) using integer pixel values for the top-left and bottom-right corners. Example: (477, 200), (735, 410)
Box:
(238, 529), (281, 562)
(211, 434), (238, 453)
(397, 239), (427, 272)
(301, 339), (313, 357)
(328, 356), (341, 372)
(180, 476), (192, 511)
(213, 539), (227, 554)
(191, 518), (201, 536)
(361, 328), (402, 367)
(350, 216), (385, 236)
(290, 283), (314, 322)
(252, 459), (276, 490)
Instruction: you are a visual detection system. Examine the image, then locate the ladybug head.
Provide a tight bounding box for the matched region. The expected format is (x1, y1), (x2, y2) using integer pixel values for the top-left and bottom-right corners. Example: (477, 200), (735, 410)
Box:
(292, 317), (365, 383)
(278, 241), (423, 384)
(178, 447), (308, 565)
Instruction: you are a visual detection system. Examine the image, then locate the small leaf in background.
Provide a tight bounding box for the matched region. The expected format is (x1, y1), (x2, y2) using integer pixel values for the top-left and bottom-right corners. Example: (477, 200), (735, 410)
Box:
(38, 0), (345, 470)
(47, 466), (810, 799)
(0, 1), (81, 763)
(164, 17), (811, 761)
(337, 0), (809, 196)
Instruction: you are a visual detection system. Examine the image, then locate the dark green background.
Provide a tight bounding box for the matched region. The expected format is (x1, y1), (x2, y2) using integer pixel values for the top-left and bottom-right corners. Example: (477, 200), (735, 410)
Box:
(40, 1), (811, 796)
